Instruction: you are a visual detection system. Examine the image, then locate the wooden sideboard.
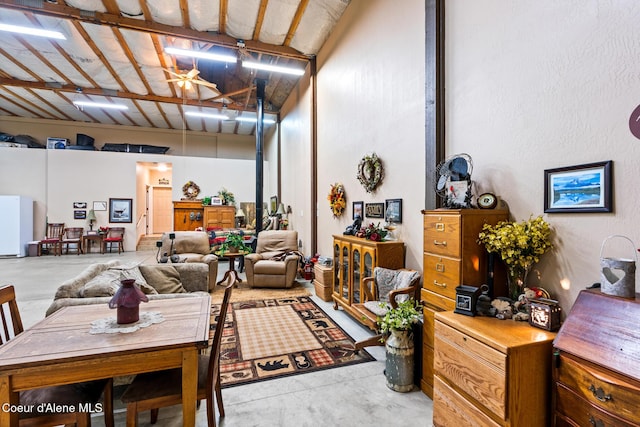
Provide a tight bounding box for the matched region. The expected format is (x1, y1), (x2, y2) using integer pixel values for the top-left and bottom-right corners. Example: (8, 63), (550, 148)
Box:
(331, 234), (404, 329)
(553, 290), (640, 426)
(173, 200), (204, 231)
(204, 206), (235, 229)
(433, 311), (555, 426)
(420, 209), (508, 397)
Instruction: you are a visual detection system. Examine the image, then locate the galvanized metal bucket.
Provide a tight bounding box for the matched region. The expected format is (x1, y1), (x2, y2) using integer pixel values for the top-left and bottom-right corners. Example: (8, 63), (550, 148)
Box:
(600, 235), (637, 298)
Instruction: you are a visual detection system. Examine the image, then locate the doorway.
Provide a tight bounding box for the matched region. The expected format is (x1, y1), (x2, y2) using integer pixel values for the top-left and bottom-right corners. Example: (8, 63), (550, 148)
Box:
(137, 162), (173, 237)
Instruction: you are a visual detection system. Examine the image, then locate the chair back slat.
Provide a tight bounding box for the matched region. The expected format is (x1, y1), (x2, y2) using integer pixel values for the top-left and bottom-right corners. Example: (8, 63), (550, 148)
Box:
(0, 285), (24, 344)
(207, 277), (234, 384)
(46, 223), (65, 239)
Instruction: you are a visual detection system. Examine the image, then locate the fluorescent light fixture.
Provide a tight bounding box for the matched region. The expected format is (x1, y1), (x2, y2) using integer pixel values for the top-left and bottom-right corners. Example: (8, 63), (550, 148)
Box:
(165, 47), (236, 63)
(73, 101), (128, 110)
(242, 61), (304, 76)
(236, 116), (276, 124)
(0, 23), (66, 40)
(185, 111), (229, 120)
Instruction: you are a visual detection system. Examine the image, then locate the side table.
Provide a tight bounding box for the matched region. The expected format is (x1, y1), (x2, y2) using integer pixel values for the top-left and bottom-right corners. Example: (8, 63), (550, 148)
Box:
(215, 250), (249, 287)
(83, 234), (104, 254)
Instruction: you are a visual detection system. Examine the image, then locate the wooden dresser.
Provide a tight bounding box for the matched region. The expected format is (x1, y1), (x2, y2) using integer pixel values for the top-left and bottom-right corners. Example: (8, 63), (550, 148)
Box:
(331, 235), (404, 329)
(433, 311), (556, 426)
(203, 206), (235, 229)
(553, 290), (640, 427)
(172, 200), (204, 231)
(420, 209), (508, 397)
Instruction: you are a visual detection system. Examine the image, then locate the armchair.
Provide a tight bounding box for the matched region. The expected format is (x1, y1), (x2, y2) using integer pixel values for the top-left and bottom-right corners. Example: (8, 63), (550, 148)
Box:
(351, 267), (421, 351)
(159, 231), (218, 290)
(244, 230), (300, 288)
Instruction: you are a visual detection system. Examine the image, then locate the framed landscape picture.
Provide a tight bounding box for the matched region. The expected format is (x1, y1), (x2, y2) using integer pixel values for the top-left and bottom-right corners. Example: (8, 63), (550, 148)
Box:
(385, 198), (402, 223)
(353, 201), (363, 220)
(544, 161), (612, 213)
(109, 198), (133, 223)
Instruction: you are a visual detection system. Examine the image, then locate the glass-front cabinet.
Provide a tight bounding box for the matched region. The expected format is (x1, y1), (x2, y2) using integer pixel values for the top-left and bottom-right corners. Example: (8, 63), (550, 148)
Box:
(332, 235), (404, 328)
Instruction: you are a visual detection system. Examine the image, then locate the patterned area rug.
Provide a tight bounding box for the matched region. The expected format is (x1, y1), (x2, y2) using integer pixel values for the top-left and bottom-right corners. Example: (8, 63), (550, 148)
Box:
(211, 295), (374, 388)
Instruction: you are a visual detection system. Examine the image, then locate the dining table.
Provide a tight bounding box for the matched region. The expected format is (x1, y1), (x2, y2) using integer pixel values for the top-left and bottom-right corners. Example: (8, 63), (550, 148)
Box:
(0, 295), (211, 427)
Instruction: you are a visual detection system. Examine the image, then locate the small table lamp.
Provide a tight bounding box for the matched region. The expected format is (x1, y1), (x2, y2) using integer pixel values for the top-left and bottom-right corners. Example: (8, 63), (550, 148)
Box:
(87, 209), (97, 231)
(235, 208), (246, 228)
(276, 203), (286, 216)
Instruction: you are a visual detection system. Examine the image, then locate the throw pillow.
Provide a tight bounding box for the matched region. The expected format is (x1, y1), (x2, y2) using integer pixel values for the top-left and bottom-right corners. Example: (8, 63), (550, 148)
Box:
(79, 269), (121, 297)
(138, 265), (188, 294)
(109, 265), (158, 295)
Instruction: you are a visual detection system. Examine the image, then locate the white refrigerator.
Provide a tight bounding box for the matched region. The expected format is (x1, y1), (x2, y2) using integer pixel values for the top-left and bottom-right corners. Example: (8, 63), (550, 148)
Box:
(0, 195), (33, 257)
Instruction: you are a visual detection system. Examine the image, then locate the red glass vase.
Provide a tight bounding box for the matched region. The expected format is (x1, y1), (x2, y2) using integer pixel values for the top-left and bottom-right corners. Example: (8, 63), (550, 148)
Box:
(108, 279), (148, 324)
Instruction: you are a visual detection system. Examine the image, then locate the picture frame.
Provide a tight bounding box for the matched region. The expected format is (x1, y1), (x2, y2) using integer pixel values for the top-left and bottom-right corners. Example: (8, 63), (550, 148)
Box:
(211, 197), (223, 206)
(353, 201), (364, 220)
(385, 198), (403, 223)
(270, 195), (278, 215)
(73, 202), (86, 209)
(109, 198), (133, 223)
(93, 201), (107, 211)
(365, 202), (385, 219)
(74, 210), (86, 220)
(544, 160), (612, 213)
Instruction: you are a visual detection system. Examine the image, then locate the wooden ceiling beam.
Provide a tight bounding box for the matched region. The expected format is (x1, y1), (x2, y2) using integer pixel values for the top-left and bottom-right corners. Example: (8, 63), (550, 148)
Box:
(0, 1), (309, 60)
(219, 0), (228, 35)
(284, 0), (309, 46)
(253, 0), (269, 41)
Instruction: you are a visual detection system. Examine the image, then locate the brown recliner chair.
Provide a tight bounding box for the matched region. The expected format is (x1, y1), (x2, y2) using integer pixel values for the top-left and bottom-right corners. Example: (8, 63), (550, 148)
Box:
(244, 230), (300, 288)
(159, 231), (218, 290)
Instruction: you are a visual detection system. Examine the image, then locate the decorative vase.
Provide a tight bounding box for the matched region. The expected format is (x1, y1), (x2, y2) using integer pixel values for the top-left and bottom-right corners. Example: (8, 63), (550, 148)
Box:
(506, 264), (531, 301)
(108, 279), (148, 324)
(384, 328), (415, 392)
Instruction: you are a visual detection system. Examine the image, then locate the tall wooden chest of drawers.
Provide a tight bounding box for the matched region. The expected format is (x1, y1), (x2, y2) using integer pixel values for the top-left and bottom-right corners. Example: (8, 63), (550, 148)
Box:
(433, 311), (555, 426)
(553, 290), (640, 427)
(172, 200), (204, 231)
(203, 206), (235, 229)
(420, 209), (508, 397)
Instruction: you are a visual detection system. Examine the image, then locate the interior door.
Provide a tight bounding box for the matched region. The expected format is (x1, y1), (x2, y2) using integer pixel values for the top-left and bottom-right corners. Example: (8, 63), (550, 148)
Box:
(152, 187), (173, 234)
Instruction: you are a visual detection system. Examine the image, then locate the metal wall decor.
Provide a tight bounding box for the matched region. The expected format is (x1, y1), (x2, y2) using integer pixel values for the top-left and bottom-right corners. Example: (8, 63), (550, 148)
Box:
(357, 153), (384, 193)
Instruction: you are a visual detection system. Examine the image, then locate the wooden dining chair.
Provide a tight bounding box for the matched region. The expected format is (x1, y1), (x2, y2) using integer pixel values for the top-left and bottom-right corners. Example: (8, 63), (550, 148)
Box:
(37, 222), (65, 256)
(121, 277), (235, 426)
(103, 227), (125, 254)
(0, 285), (114, 427)
(62, 227), (84, 255)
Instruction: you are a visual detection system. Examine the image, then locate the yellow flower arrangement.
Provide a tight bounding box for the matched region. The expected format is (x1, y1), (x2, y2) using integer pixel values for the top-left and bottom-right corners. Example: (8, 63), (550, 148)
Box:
(328, 183), (346, 217)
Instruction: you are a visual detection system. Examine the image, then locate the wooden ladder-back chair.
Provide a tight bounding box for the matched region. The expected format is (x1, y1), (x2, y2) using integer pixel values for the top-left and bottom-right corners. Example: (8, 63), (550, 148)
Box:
(121, 277), (235, 426)
(62, 227), (84, 255)
(0, 285), (114, 427)
(103, 227), (125, 254)
(37, 223), (64, 256)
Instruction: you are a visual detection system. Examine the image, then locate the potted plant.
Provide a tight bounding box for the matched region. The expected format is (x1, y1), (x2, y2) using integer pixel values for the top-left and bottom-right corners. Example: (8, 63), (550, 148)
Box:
(377, 298), (421, 392)
(218, 232), (252, 254)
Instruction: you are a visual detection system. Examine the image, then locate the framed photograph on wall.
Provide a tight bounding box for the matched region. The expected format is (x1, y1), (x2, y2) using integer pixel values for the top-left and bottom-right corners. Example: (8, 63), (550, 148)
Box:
(353, 201), (364, 220)
(365, 202), (385, 219)
(109, 198), (133, 223)
(93, 201), (107, 211)
(270, 196), (278, 215)
(544, 160), (612, 213)
(74, 210), (86, 220)
(385, 198), (403, 223)
(73, 202), (86, 209)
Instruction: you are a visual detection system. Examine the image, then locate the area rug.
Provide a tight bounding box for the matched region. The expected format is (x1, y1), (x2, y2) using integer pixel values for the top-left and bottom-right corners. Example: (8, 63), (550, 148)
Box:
(211, 295), (374, 388)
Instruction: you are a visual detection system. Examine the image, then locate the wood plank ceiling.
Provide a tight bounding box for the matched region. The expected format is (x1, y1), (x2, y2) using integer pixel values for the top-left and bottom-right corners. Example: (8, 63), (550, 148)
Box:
(0, 0), (350, 136)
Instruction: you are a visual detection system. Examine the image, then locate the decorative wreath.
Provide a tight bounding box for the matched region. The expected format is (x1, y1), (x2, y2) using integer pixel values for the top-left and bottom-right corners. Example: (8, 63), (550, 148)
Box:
(328, 183), (346, 218)
(357, 153), (384, 193)
(182, 181), (200, 200)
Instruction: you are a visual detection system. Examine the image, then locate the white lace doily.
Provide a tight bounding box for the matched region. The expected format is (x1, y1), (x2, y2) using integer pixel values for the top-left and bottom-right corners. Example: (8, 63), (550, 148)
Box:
(89, 311), (164, 334)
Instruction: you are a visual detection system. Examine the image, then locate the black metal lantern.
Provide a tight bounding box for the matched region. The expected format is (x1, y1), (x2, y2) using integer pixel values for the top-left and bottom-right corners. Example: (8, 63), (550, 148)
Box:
(454, 285), (481, 316)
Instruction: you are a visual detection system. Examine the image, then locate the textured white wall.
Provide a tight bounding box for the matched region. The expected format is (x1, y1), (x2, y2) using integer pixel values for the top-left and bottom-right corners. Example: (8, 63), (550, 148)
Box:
(446, 0), (640, 310)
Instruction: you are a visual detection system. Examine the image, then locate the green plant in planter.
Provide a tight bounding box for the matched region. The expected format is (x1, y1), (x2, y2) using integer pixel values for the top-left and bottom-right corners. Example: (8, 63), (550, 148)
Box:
(218, 233), (252, 254)
(377, 298), (421, 337)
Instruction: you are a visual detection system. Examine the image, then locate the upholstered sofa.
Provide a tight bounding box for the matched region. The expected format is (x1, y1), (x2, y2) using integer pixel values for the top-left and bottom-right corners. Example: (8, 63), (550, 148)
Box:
(159, 231), (218, 289)
(45, 260), (211, 316)
(244, 230), (301, 288)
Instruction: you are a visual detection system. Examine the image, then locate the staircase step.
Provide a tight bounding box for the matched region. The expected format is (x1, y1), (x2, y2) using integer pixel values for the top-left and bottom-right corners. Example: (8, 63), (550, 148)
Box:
(137, 235), (163, 252)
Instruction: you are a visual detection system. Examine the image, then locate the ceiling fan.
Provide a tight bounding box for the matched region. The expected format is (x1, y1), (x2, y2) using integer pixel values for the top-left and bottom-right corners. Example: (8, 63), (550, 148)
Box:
(164, 67), (218, 91)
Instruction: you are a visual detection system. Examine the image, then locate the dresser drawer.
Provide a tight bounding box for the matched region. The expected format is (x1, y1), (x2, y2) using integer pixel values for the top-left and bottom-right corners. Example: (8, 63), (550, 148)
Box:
(434, 321), (507, 420)
(555, 383), (635, 427)
(423, 253), (460, 299)
(424, 214), (461, 258)
(555, 353), (640, 424)
(421, 288), (455, 313)
(433, 376), (500, 427)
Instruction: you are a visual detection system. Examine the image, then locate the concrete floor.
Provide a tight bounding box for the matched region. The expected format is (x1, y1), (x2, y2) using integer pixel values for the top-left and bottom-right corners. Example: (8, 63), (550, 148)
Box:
(1, 251), (433, 427)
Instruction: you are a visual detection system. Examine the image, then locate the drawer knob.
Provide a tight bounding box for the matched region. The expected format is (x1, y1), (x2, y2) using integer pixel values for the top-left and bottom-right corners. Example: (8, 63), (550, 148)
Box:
(433, 280), (447, 288)
(589, 415), (605, 427)
(433, 240), (447, 247)
(588, 384), (612, 402)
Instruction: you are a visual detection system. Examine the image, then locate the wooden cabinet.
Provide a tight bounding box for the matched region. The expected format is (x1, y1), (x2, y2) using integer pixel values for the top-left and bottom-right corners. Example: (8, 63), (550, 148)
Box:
(172, 201), (204, 231)
(420, 209), (508, 397)
(203, 206), (235, 229)
(433, 311), (555, 426)
(331, 235), (404, 329)
(553, 290), (640, 427)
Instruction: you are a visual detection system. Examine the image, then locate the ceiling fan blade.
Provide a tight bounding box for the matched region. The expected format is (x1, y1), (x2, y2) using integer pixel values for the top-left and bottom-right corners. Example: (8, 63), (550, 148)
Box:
(186, 68), (200, 79)
(166, 78), (183, 83)
(191, 79), (218, 89)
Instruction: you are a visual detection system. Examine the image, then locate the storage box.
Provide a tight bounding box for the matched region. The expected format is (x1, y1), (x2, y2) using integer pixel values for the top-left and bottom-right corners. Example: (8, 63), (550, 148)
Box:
(313, 280), (333, 302)
(314, 263), (333, 286)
